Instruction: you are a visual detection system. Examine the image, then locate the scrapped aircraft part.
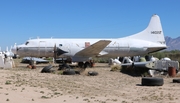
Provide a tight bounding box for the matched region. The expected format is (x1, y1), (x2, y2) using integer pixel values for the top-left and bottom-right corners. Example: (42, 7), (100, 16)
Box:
(21, 57), (49, 64)
(122, 57), (132, 64)
(141, 77), (164, 86)
(109, 57), (121, 66)
(0, 52), (15, 69)
(172, 79), (180, 83)
(146, 60), (179, 72)
(88, 71), (98, 76)
(150, 56), (158, 61)
(133, 56), (140, 62)
(148, 70), (156, 77)
(63, 69), (76, 75)
(161, 57), (171, 61)
(41, 65), (53, 73)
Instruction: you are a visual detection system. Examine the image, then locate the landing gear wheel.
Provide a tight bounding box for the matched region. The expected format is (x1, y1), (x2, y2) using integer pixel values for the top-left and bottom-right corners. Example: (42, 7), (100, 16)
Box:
(173, 79), (180, 83)
(141, 77), (164, 86)
(88, 71), (98, 76)
(41, 65), (53, 73)
(63, 69), (76, 75)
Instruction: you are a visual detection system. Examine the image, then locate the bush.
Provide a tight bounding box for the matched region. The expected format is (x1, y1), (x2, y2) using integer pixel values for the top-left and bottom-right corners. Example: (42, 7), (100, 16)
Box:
(110, 65), (121, 71)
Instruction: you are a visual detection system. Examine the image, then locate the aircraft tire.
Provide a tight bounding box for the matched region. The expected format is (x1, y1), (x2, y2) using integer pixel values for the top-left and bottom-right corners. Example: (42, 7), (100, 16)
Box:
(141, 77), (164, 86)
(75, 70), (81, 75)
(172, 79), (180, 83)
(41, 65), (53, 73)
(63, 69), (76, 75)
(88, 71), (98, 76)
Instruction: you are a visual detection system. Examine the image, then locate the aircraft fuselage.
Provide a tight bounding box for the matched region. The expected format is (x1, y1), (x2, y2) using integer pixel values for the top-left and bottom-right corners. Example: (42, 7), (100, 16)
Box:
(15, 38), (166, 59)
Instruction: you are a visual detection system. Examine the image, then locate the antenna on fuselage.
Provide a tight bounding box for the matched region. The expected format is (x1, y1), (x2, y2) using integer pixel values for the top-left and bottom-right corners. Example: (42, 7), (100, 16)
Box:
(29, 37), (33, 40)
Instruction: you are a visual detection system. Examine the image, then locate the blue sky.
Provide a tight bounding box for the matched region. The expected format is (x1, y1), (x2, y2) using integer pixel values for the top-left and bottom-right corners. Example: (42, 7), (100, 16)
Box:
(0, 0), (179, 50)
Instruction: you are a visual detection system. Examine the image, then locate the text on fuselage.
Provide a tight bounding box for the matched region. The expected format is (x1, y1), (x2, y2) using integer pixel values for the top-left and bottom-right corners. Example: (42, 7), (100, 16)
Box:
(151, 31), (162, 34)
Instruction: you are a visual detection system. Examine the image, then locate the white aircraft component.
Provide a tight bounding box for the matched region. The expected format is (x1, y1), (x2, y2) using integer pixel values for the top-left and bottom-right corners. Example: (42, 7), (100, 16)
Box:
(150, 56), (157, 61)
(109, 58), (121, 66)
(113, 58), (121, 65)
(0, 52), (15, 69)
(21, 57), (49, 64)
(122, 57), (133, 63)
(11, 14), (167, 62)
(148, 70), (156, 77)
(161, 57), (171, 61)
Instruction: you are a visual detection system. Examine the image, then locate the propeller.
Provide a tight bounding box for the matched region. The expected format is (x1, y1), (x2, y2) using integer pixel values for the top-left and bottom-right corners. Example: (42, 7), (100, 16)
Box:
(53, 44), (57, 63)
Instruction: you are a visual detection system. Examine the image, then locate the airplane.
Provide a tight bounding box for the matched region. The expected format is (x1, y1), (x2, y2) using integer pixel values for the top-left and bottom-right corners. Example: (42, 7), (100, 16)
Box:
(11, 14), (167, 67)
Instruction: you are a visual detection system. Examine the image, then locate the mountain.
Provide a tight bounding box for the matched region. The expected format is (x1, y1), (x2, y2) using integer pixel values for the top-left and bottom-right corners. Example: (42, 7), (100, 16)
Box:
(165, 36), (180, 51)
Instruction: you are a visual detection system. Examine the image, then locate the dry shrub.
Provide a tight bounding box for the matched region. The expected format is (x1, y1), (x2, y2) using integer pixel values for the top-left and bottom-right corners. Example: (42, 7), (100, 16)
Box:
(110, 65), (121, 71)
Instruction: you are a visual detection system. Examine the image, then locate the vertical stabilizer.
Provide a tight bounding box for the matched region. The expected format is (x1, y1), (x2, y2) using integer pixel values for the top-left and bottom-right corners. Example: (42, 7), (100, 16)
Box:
(128, 14), (166, 45)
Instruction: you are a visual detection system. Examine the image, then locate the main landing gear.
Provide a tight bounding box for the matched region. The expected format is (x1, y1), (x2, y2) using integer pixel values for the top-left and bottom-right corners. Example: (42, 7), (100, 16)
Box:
(78, 60), (94, 69)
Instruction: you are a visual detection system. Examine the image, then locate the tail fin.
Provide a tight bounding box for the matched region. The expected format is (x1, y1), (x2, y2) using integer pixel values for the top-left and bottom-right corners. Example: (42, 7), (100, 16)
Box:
(128, 14), (166, 45)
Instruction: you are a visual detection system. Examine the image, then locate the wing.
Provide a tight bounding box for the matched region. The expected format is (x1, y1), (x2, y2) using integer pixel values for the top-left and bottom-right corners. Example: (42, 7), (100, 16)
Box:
(75, 40), (111, 57)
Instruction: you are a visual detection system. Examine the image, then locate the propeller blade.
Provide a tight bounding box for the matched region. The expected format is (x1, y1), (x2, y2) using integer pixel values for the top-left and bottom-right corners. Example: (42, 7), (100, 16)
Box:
(53, 44), (57, 63)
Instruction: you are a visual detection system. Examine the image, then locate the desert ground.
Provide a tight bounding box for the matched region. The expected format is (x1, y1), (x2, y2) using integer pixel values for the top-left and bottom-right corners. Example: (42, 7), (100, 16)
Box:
(0, 60), (180, 103)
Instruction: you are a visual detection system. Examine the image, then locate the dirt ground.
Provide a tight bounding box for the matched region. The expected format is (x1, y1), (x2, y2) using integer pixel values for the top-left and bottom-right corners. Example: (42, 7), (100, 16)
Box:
(0, 60), (180, 103)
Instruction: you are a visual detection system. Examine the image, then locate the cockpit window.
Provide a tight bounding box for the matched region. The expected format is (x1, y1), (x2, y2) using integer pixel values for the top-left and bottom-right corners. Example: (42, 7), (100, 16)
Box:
(25, 42), (29, 45)
(59, 44), (62, 46)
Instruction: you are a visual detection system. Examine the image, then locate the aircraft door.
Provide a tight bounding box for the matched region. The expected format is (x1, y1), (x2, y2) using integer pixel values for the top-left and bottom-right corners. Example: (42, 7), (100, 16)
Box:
(38, 41), (47, 57)
(112, 41), (119, 51)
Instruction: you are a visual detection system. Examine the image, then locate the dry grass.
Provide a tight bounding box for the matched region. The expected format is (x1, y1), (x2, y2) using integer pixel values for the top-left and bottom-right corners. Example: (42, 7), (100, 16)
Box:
(110, 65), (121, 71)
